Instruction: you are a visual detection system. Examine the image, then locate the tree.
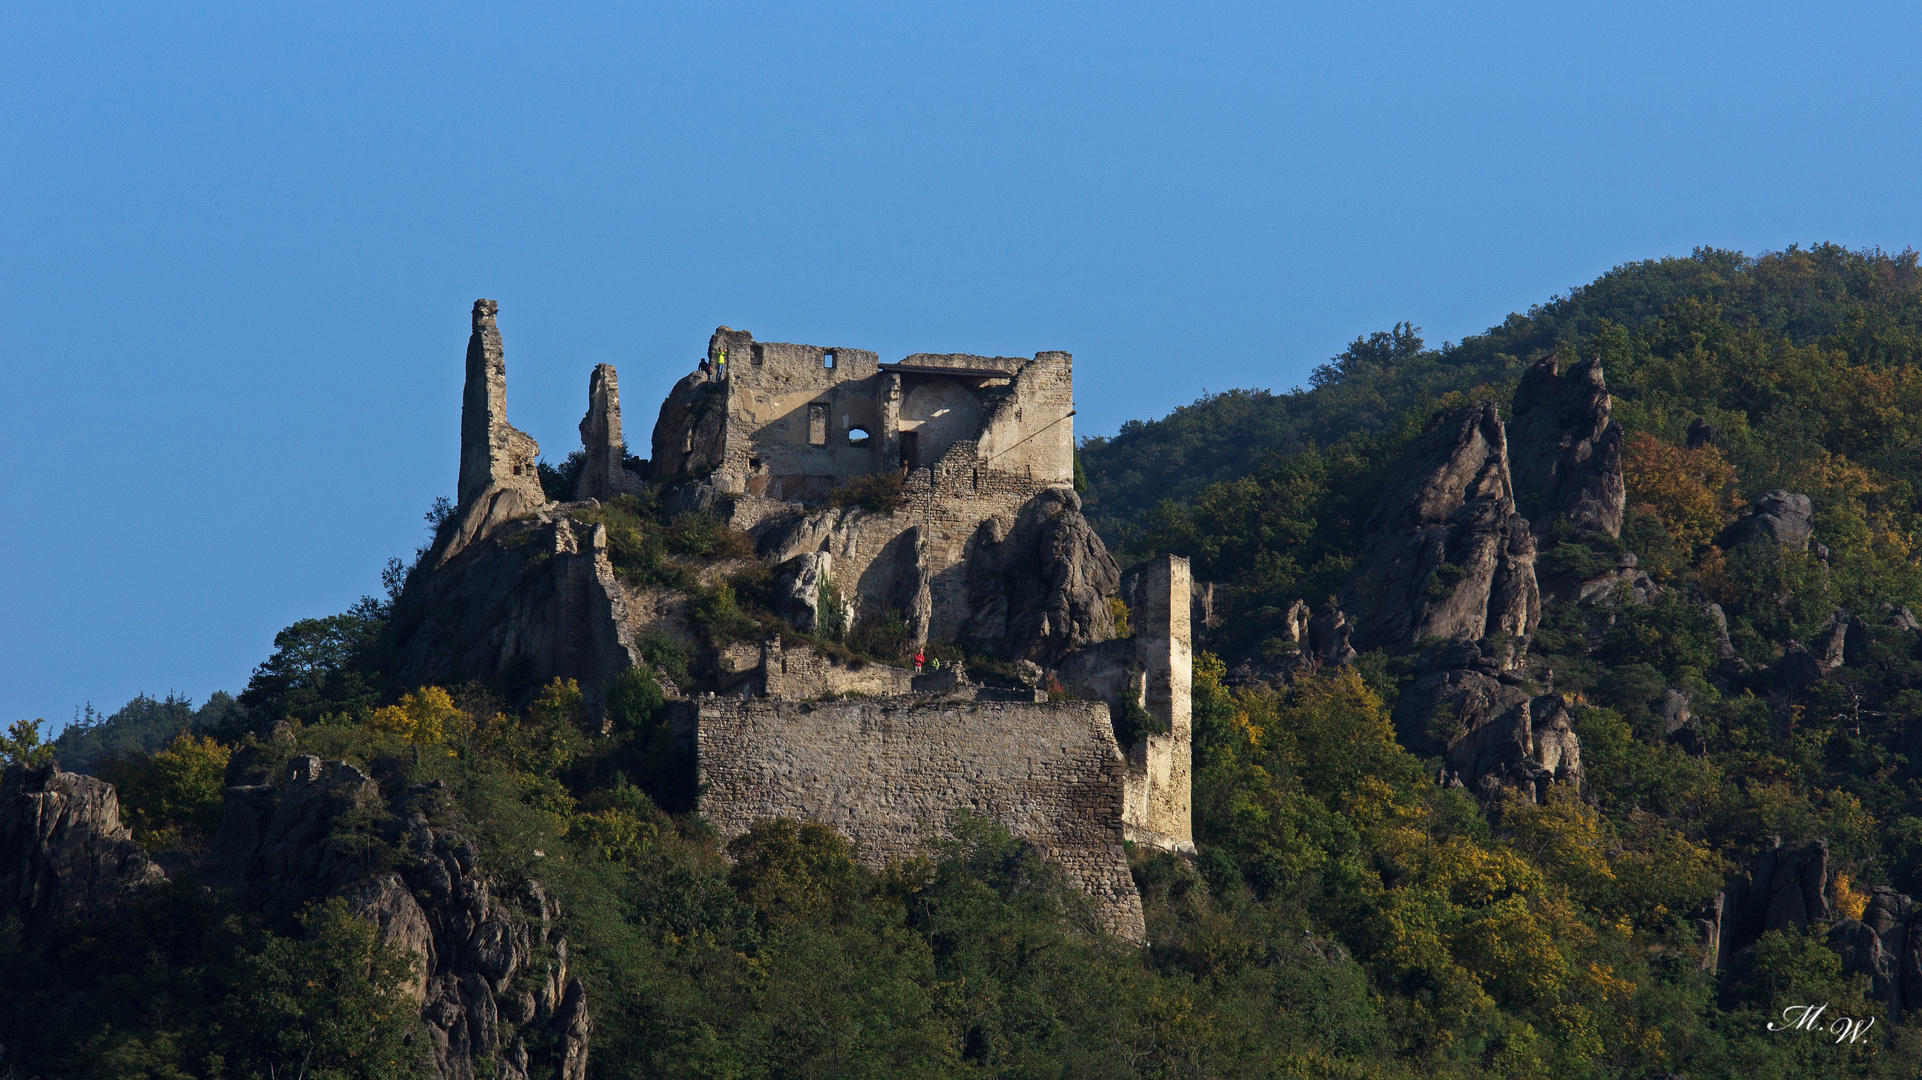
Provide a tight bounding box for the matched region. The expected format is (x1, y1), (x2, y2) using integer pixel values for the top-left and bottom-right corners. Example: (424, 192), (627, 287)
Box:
(1, 717), (54, 767)
(222, 899), (421, 1080)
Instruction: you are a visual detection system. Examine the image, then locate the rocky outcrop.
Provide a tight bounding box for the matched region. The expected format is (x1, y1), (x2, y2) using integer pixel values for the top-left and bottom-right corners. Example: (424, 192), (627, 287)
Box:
(1389, 647), (1583, 802)
(1714, 837), (1829, 965)
(770, 551), (834, 633)
(390, 512), (641, 711)
(445, 300), (548, 565)
(1830, 888), (1920, 1018)
(649, 373), (730, 482)
(0, 763), (162, 932)
(1721, 489), (1815, 550)
(1686, 418), (1718, 450)
(574, 363), (646, 502)
(1341, 402), (1540, 654)
(1507, 357), (1626, 538)
(963, 488), (1120, 665)
(211, 757), (590, 1080)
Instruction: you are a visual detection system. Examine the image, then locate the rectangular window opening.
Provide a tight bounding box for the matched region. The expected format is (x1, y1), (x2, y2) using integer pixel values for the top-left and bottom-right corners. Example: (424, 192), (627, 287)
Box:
(823, 350), (837, 369)
(808, 403), (829, 446)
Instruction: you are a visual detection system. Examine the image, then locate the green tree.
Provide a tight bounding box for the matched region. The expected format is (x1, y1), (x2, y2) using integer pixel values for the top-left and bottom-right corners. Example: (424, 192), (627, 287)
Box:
(222, 899), (421, 1080)
(1, 717), (55, 767)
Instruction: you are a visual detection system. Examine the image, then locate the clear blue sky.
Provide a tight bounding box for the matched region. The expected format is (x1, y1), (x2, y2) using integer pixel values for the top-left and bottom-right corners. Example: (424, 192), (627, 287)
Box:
(5, 2), (1920, 731)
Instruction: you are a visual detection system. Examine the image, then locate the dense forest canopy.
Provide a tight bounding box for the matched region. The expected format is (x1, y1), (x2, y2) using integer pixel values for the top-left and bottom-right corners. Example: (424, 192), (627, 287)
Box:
(11, 243), (1922, 1078)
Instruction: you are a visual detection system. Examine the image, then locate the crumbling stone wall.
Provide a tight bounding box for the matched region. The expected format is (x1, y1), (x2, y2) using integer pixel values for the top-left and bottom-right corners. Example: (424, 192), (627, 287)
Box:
(447, 300), (547, 564)
(697, 697), (1147, 942)
(575, 363), (646, 501)
(1124, 556), (1193, 851)
(651, 328), (1088, 652)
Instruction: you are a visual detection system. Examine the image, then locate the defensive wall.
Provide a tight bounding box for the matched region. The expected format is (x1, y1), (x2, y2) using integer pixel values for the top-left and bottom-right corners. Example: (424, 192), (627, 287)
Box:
(697, 696), (1148, 942)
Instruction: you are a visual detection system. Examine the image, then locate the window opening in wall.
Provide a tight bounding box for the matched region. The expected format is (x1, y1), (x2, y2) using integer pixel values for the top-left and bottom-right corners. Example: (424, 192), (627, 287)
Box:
(823, 350), (837, 369)
(808, 403), (829, 446)
(751, 344), (764, 366)
(847, 426), (872, 448)
(749, 456), (761, 470)
(900, 431), (919, 471)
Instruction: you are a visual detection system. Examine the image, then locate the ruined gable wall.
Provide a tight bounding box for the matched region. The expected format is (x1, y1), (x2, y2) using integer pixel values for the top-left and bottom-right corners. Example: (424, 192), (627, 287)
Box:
(710, 333), (884, 498)
(697, 697), (1147, 941)
(976, 352), (1075, 486)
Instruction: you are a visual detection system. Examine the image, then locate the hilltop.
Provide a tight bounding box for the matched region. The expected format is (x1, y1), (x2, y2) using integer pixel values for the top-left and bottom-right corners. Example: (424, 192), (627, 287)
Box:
(9, 244), (1922, 1079)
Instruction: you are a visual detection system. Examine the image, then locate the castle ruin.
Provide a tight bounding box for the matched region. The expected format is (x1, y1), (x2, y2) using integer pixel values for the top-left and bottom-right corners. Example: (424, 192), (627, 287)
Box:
(390, 301), (1198, 941)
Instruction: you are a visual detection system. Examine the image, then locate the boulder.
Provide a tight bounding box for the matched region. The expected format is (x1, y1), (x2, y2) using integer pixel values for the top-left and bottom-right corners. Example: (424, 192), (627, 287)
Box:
(0, 763), (162, 932)
(1341, 402), (1541, 654)
(1507, 357), (1627, 537)
(1811, 611), (1851, 672)
(1831, 887), (1913, 1017)
(1721, 490), (1815, 550)
(390, 514), (642, 713)
(1659, 689), (1693, 734)
(648, 373), (730, 482)
(1705, 603), (1736, 659)
(1885, 602), (1922, 633)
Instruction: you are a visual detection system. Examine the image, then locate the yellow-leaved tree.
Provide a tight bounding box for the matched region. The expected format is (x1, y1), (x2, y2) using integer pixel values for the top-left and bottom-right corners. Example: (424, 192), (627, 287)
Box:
(368, 686), (470, 745)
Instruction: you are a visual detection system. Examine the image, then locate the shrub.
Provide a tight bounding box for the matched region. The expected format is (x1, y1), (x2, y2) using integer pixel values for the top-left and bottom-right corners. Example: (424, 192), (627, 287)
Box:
(828, 472), (906, 513)
(666, 511), (756, 560)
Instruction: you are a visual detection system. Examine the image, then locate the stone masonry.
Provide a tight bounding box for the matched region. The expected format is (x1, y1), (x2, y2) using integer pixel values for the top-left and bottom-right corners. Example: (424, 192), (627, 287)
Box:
(1124, 555), (1194, 851)
(575, 363), (646, 502)
(446, 299), (547, 564)
(698, 697), (1147, 942)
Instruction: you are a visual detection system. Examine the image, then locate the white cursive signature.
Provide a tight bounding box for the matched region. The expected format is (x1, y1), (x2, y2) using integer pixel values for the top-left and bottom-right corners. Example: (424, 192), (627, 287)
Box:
(1767, 1003), (1875, 1044)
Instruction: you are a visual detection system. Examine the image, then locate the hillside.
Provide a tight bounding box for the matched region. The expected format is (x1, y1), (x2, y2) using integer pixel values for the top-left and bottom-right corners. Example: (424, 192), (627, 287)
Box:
(9, 245), (1922, 1079)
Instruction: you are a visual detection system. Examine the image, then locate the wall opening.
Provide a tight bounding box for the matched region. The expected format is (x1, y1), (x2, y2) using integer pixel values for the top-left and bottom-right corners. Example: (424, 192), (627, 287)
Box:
(752, 344), (765, 366)
(823, 350), (837, 369)
(847, 426), (872, 448)
(900, 431), (919, 470)
(808, 403), (829, 446)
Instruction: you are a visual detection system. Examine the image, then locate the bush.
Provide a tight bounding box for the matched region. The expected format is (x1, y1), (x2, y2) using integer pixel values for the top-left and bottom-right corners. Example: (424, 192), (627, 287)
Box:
(829, 472), (906, 513)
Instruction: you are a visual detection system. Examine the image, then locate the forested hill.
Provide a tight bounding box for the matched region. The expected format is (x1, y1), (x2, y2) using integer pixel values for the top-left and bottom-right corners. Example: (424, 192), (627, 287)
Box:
(1081, 244), (1922, 547)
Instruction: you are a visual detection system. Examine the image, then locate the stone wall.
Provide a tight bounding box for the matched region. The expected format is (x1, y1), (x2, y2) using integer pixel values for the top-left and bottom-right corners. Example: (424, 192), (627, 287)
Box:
(697, 697), (1147, 942)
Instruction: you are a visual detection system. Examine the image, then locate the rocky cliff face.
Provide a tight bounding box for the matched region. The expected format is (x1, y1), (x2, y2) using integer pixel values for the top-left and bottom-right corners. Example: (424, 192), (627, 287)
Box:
(1506, 357), (1626, 538)
(0, 763), (162, 933)
(212, 750), (590, 1080)
(1340, 402), (1540, 654)
(1388, 643), (1584, 800)
(390, 512), (640, 711)
(962, 488), (1121, 666)
(649, 373), (729, 482)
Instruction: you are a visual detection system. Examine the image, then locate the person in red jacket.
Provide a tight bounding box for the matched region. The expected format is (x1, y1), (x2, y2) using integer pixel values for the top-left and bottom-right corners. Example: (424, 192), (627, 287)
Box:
(914, 649), (925, 674)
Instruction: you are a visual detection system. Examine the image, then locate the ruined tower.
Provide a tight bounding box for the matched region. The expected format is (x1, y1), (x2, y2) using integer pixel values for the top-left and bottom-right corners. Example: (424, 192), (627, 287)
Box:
(575, 363), (643, 502)
(1122, 554), (1194, 852)
(444, 299), (546, 562)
